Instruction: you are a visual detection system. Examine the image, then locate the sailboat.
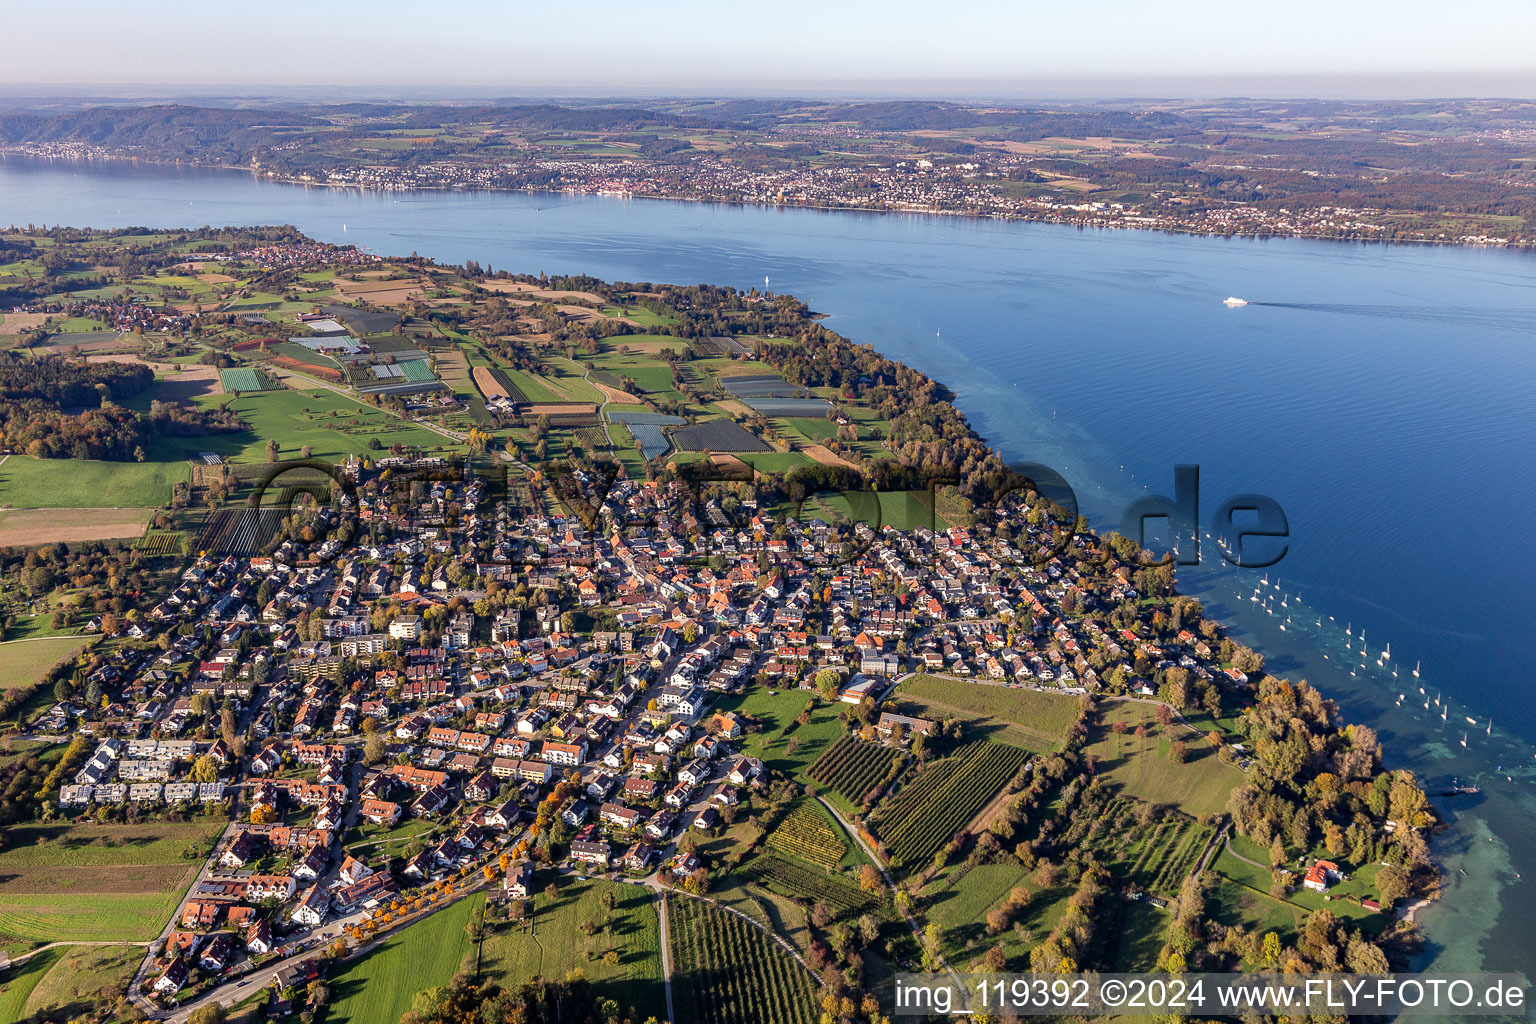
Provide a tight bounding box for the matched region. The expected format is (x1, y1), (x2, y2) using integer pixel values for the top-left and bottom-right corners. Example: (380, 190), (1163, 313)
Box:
(1413, 660), (1421, 679)
(1381, 643), (1391, 661)
(1441, 706), (1448, 721)
(1461, 733), (1468, 748)
(1488, 720), (1494, 736)
(1346, 623), (1352, 636)
(1435, 693), (1442, 707)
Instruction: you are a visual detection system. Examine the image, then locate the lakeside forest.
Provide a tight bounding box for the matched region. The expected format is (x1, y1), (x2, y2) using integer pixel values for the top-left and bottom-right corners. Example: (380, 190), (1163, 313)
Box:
(0, 227), (1436, 1024)
(2, 96), (1536, 245)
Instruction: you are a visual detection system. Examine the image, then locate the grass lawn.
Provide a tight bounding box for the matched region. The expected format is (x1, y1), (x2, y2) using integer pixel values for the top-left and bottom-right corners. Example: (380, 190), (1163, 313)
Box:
(0, 948), (61, 1024)
(1084, 702), (1244, 817)
(714, 688), (845, 784)
(2, 943), (139, 1023)
(1108, 897), (1170, 971)
(0, 638), (92, 690)
(322, 894), (481, 1024)
(479, 875), (665, 1020)
(895, 675), (1080, 752)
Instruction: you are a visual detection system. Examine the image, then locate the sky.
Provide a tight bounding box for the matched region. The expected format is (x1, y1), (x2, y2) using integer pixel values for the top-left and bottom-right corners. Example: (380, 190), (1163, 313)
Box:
(6, 0), (1536, 98)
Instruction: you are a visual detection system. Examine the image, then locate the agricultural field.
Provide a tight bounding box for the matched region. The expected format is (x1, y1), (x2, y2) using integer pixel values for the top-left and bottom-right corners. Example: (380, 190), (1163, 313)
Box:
(322, 893), (481, 1024)
(0, 453), (191, 509)
(1072, 795), (1214, 896)
(671, 419), (771, 453)
(0, 506), (153, 546)
(192, 387), (455, 464)
(668, 895), (819, 1024)
(742, 855), (889, 923)
(477, 875), (665, 1019)
(763, 801), (846, 866)
(894, 674), (1080, 752)
(0, 943), (139, 1024)
(0, 637), (92, 691)
(806, 735), (903, 807)
(0, 821), (221, 947)
(1084, 702), (1243, 817)
(873, 741), (1029, 869)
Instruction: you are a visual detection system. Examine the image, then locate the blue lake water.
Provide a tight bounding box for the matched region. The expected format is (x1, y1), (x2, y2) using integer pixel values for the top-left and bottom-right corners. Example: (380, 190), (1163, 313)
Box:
(4, 155), (1536, 976)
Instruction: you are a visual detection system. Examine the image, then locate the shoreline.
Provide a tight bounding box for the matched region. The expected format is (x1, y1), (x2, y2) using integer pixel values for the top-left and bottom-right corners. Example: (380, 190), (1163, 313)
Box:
(4, 149), (1532, 254)
(2, 213), (1453, 943)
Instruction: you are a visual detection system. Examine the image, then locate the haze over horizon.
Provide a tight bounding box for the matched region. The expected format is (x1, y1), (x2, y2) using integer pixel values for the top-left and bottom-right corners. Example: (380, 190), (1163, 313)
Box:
(7, 0), (1536, 100)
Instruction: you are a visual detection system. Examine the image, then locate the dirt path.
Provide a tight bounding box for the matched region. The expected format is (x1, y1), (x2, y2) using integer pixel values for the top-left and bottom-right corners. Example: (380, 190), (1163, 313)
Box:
(657, 891), (676, 1023)
(817, 796), (963, 988)
(265, 364), (466, 443)
(1222, 833), (1268, 871)
(1192, 821), (1231, 882)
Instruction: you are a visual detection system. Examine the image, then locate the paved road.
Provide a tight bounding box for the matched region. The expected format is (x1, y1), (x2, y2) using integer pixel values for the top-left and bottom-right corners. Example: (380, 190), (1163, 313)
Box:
(128, 820), (244, 1017)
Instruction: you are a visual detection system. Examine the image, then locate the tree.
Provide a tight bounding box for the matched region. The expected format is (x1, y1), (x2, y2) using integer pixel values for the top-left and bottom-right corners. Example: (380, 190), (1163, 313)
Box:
(189, 754), (220, 783)
(266, 439), (281, 462)
(188, 1006), (228, 1024)
(813, 668), (842, 702)
(858, 863), (882, 895)
(1375, 864), (1410, 906)
(363, 732), (388, 766)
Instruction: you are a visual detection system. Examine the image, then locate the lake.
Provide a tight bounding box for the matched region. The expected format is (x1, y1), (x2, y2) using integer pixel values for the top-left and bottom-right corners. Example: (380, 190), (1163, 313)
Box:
(4, 154), (1536, 976)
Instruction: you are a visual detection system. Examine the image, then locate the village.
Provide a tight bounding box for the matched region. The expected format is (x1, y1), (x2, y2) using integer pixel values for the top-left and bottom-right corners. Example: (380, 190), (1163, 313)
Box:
(18, 442), (1269, 1017)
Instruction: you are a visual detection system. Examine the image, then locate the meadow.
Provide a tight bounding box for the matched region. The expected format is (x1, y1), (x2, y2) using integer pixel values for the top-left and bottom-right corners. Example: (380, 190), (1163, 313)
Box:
(895, 674), (1081, 751)
(1083, 702), (1243, 817)
(477, 875), (665, 1019)
(0, 638), (91, 690)
(0, 944), (139, 1024)
(321, 894), (480, 1024)
(713, 688), (844, 784)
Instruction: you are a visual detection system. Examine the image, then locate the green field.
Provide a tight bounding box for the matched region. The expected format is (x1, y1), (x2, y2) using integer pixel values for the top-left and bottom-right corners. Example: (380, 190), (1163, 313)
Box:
(322, 894), (481, 1024)
(0, 454), (191, 508)
(0, 944), (139, 1024)
(713, 688), (845, 784)
(193, 387), (456, 464)
(0, 638), (91, 690)
(0, 822), (223, 867)
(1084, 702), (1244, 817)
(0, 890), (186, 945)
(0, 949), (60, 1024)
(895, 675), (1081, 752)
(478, 875), (665, 1019)
(0, 822), (221, 947)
